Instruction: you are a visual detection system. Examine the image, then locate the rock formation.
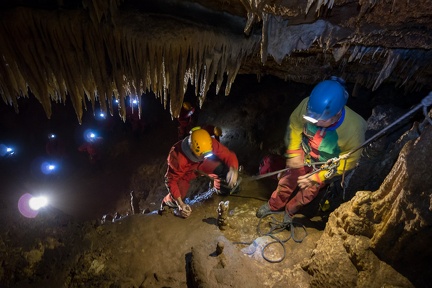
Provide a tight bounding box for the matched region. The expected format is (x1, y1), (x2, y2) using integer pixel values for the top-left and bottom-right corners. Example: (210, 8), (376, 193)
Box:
(1, 0), (431, 122)
(301, 123), (432, 287)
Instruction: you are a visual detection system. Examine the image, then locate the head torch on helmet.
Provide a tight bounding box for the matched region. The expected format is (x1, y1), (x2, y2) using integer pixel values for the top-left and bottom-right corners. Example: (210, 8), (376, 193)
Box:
(303, 108), (335, 123)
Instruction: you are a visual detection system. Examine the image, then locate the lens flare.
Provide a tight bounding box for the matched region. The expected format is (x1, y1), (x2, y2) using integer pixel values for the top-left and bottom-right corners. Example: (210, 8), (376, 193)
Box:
(18, 193), (38, 218)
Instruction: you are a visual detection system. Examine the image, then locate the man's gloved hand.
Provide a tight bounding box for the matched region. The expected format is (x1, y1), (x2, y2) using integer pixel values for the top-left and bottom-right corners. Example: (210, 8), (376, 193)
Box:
(297, 174), (319, 189)
(179, 204), (192, 218)
(286, 155), (303, 169)
(226, 167), (239, 188)
(208, 174), (221, 190)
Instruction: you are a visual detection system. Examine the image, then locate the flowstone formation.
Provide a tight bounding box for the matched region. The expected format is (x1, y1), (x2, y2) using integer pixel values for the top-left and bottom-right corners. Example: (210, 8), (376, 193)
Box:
(300, 124), (432, 287)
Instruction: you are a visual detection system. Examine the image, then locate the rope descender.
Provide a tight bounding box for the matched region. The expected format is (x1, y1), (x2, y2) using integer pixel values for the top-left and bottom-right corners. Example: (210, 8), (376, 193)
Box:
(305, 157), (340, 179)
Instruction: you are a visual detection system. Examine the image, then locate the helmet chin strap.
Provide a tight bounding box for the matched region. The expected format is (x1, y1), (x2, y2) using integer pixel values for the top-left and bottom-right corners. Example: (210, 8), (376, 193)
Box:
(317, 109), (344, 128)
(181, 137), (202, 163)
(328, 110), (343, 125)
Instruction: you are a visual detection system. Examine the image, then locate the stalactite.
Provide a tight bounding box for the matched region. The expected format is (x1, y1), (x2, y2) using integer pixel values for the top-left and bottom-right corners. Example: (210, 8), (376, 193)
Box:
(0, 7), (259, 122)
(372, 49), (401, 90)
(306, 0), (335, 15)
(239, 0), (270, 35)
(332, 43), (350, 62)
(260, 12), (270, 66)
(340, 45), (431, 92)
(263, 17), (343, 64)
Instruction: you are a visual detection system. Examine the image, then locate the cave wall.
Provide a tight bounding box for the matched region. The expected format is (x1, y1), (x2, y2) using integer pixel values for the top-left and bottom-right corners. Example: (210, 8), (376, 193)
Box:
(1, 0), (431, 124)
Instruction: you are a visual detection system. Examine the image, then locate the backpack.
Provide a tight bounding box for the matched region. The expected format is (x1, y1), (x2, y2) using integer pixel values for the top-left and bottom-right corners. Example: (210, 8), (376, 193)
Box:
(258, 154), (286, 180)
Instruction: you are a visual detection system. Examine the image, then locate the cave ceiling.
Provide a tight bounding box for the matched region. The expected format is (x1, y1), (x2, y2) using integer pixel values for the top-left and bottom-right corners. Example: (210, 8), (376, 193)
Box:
(0, 0), (431, 123)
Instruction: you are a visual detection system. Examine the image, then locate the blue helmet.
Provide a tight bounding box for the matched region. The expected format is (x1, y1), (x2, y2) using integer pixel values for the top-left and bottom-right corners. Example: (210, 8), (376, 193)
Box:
(304, 78), (348, 123)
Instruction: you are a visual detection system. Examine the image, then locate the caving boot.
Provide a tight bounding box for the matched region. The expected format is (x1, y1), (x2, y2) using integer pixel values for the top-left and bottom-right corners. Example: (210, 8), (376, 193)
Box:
(256, 203), (273, 218)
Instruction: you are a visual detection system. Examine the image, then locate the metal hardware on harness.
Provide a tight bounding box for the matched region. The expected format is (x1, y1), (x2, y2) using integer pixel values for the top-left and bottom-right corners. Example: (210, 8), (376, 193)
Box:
(325, 168), (336, 179)
(305, 154), (312, 167)
(305, 157), (340, 179)
(323, 158), (339, 179)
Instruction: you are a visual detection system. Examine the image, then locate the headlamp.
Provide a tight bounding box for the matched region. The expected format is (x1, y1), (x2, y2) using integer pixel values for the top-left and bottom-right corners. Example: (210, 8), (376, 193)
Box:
(303, 108), (332, 124)
(203, 151), (213, 158)
(303, 115), (318, 123)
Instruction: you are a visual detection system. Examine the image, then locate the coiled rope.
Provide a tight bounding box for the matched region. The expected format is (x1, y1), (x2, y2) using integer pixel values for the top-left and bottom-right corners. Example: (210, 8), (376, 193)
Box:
(234, 212), (307, 263)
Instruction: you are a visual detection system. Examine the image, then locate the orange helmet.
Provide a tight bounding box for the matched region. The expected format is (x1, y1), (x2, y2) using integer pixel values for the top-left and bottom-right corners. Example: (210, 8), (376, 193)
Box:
(189, 127), (213, 157)
(182, 102), (193, 111)
(213, 126), (222, 137)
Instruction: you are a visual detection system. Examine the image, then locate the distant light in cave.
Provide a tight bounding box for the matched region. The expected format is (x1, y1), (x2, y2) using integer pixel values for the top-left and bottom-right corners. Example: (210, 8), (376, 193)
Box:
(48, 134), (56, 139)
(28, 196), (49, 211)
(40, 161), (57, 175)
(0, 144), (15, 157)
(84, 129), (99, 142)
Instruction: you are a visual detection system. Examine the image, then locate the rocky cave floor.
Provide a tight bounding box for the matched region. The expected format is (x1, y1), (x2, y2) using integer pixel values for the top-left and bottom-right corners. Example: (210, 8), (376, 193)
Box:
(0, 75), (428, 287)
(0, 157), (329, 288)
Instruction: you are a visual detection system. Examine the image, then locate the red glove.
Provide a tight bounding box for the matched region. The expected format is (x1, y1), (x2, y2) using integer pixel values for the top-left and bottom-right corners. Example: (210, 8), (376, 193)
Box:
(208, 174), (221, 190)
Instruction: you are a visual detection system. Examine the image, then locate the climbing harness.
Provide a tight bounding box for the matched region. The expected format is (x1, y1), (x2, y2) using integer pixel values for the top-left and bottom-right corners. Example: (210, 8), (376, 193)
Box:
(254, 92), (432, 184)
(304, 92), (432, 197)
(235, 212), (308, 263)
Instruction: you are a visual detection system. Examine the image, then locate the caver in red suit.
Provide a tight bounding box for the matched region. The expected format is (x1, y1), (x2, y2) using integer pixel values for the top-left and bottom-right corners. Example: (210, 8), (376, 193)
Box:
(78, 138), (103, 164)
(177, 102), (196, 139)
(161, 128), (238, 218)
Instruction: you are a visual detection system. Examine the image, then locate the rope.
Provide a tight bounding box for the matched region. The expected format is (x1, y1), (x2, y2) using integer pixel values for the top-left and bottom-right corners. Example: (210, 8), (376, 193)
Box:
(422, 92), (432, 125)
(342, 92), (432, 160)
(250, 161), (328, 181)
(234, 212), (308, 263)
(306, 92), (432, 178)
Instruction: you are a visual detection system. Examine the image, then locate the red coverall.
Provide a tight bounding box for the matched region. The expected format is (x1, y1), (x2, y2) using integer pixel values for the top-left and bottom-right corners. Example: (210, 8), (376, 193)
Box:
(78, 140), (101, 164)
(162, 138), (238, 204)
(177, 106), (195, 139)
